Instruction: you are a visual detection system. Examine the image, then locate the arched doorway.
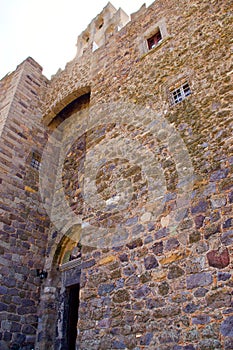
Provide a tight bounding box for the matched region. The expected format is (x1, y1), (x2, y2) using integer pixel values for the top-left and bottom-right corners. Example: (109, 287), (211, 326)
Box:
(55, 227), (82, 350)
(36, 92), (90, 350)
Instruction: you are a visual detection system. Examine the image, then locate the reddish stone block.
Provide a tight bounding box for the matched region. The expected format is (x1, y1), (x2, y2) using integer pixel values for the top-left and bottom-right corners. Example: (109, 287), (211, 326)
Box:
(207, 248), (230, 269)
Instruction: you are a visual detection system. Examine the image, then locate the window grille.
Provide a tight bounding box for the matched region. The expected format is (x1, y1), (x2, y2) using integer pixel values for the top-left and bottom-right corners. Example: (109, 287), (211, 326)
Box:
(171, 82), (191, 104)
(30, 152), (41, 170)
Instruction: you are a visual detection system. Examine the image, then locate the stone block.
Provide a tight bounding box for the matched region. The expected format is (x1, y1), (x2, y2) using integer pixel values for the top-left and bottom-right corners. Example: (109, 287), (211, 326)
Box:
(207, 248), (230, 268)
(144, 255), (159, 270)
(99, 255), (116, 265)
(186, 272), (212, 289)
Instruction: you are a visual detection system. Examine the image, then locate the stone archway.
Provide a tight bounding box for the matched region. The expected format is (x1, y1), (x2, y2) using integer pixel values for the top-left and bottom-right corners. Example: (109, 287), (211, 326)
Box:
(35, 230), (82, 350)
(36, 91), (90, 350)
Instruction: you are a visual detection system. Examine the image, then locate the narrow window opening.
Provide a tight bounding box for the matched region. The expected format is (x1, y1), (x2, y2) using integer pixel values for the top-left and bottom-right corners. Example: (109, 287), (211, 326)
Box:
(98, 21), (104, 29)
(96, 17), (104, 30)
(30, 152), (41, 170)
(171, 82), (191, 105)
(147, 29), (162, 50)
(66, 284), (80, 350)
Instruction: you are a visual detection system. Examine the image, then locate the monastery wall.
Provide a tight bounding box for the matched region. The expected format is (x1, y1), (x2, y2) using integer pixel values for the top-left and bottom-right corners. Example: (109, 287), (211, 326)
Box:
(0, 0), (232, 349)
(38, 0), (232, 349)
(0, 58), (51, 349)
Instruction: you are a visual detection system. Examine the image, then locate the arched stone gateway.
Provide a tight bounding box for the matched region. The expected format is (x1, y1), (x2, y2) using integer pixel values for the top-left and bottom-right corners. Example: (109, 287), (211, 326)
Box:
(35, 232), (82, 350)
(36, 90), (90, 349)
(0, 1), (232, 349)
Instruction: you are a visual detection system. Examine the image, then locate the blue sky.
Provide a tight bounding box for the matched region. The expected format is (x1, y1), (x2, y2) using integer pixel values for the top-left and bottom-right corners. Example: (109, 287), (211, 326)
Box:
(0, 0), (153, 79)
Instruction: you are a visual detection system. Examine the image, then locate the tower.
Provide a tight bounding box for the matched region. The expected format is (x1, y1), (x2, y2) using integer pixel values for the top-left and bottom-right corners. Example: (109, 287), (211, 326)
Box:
(0, 1), (232, 349)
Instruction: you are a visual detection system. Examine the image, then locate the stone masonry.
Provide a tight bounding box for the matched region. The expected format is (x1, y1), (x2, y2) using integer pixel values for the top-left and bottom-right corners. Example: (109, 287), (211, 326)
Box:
(0, 1), (232, 349)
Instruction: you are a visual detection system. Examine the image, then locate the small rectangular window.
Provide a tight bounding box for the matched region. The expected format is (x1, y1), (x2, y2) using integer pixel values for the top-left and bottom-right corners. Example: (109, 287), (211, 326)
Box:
(31, 152), (41, 170)
(171, 82), (191, 105)
(147, 30), (162, 50)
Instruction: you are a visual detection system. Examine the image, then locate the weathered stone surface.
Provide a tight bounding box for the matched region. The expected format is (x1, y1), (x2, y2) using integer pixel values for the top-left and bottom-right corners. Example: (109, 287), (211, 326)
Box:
(126, 238), (143, 249)
(89, 272), (108, 285)
(133, 285), (151, 298)
(158, 281), (170, 296)
(224, 338), (233, 350)
(113, 289), (130, 303)
(217, 272), (231, 281)
(223, 218), (232, 228)
(204, 224), (221, 239)
(229, 191), (233, 203)
(183, 303), (199, 314)
(151, 241), (163, 255)
(153, 306), (181, 318)
(221, 230), (233, 246)
(191, 200), (208, 214)
(0, 340), (9, 350)
(125, 217), (138, 226)
(210, 169), (229, 182)
(140, 333), (153, 345)
(192, 315), (210, 325)
(160, 251), (186, 265)
(119, 253), (128, 262)
(81, 258), (96, 269)
(220, 316), (233, 337)
(207, 248), (230, 268)
(194, 287), (208, 297)
(0, 0), (232, 348)
(201, 324), (220, 339)
(99, 255), (116, 265)
(199, 339), (222, 350)
(165, 238), (180, 251)
(154, 228), (168, 240)
(186, 273), (212, 289)
(210, 195), (226, 208)
(186, 256), (205, 274)
(144, 255), (159, 270)
(123, 264), (136, 276)
(173, 346), (195, 350)
(132, 224), (145, 236)
(189, 231), (201, 243)
(98, 283), (115, 296)
(194, 215), (205, 229)
(168, 265), (185, 279)
(146, 297), (165, 309)
(112, 340), (126, 349)
(125, 275), (139, 286)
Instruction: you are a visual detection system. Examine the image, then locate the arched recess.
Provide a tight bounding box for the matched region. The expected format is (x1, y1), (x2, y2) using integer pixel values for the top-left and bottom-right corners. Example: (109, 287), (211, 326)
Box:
(52, 226), (82, 350)
(52, 224), (82, 268)
(36, 89), (90, 350)
(47, 91), (91, 130)
(42, 85), (91, 126)
(36, 226), (83, 350)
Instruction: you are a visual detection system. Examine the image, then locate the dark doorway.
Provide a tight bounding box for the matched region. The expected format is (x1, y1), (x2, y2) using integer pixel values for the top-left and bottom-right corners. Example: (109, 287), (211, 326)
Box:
(66, 284), (80, 350)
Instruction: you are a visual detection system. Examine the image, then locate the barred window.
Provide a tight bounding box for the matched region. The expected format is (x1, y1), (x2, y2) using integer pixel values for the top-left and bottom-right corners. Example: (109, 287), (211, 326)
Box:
(171, 82), (191, 104)
(30, 152), (41, 170)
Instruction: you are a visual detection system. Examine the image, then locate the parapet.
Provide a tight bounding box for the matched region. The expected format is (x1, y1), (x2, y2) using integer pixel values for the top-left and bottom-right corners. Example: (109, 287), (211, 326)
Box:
(75, 2), (129, 58)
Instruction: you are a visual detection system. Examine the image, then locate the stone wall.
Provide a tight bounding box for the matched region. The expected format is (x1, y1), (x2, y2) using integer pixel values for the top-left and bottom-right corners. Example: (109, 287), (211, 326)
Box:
(0, 58), (51, 349)
(0, 0), (232, 349)
(39, 0), (232, 348)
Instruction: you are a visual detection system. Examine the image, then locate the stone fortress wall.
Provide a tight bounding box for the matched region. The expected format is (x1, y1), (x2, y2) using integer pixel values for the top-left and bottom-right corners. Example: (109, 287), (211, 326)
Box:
(0, 0), (232, 349)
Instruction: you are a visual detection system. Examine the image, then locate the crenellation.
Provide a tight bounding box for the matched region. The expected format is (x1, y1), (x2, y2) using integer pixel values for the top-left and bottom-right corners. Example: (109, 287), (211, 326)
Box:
(0, 1), (232, 349)
(130, 3), (147, 21)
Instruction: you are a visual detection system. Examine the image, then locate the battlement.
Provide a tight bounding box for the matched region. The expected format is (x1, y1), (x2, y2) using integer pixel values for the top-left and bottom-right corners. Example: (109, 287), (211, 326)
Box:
(76, 2), (129, 57)
(0, 1), (232, 349)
